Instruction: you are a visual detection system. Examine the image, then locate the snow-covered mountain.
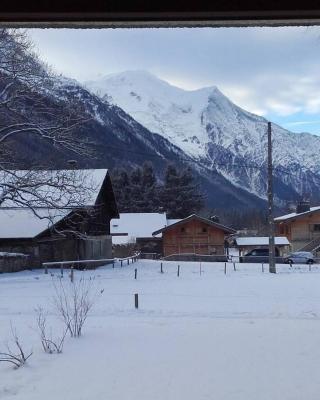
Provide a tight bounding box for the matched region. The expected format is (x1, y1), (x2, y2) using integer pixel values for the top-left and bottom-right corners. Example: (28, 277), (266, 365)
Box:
(86, 70), (320, 206)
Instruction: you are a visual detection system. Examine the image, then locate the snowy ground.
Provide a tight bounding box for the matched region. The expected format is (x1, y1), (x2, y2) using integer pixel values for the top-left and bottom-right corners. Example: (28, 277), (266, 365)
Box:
(1, 260), (320, 400)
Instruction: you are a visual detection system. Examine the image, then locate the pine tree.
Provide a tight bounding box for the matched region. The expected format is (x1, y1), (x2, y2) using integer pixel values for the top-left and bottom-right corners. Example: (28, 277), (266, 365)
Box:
(161, 165), (205, 218)
(141, 161), (159, 212)
(179, 167), (204, 215)
(111, 163), (205, 216)
(110, 168), (132, 212)
(130, 167), (143, 212)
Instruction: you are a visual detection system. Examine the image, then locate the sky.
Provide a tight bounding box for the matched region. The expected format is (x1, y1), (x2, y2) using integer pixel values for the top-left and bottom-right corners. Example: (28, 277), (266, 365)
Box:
(28, 27), (320, 135)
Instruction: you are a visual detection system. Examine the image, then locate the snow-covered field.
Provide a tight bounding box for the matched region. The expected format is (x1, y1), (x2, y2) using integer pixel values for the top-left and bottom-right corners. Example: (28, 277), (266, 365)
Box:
(1, 260), (320, 400)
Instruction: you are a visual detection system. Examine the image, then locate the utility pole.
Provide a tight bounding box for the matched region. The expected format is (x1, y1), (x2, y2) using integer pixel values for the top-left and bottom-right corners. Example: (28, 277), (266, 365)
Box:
(267, 122), (276, 273)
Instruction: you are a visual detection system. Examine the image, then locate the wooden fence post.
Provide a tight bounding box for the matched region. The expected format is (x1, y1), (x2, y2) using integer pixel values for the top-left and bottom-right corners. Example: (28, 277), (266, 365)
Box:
(134, 268), (137, 280)
(134, 293), (139, 309)
(127, 259), (130, 265)
(60, 264), (63, 277)
(262, 263), (264, 273)
(177, 265), (180, 277)
(160, 263), (163, 273)
(224, 262), (227, 275)
(70, 265), (74, 283)
(233, 262), (236, 271)
(200, 262), (202, 275)
(44, 264), (48, 274)
(120, 260), (123, 267)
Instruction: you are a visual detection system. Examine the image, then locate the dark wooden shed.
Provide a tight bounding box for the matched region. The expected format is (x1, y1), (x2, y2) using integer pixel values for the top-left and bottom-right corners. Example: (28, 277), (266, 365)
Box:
(0, 169), (119, 270)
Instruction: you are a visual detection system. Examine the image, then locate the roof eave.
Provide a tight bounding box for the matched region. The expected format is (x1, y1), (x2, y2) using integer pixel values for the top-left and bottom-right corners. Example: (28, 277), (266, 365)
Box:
(152, 214), (235, 236)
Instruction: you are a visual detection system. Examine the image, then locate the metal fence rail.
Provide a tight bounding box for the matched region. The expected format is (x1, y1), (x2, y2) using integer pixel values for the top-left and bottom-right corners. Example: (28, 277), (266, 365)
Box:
(42, 252), (140, 273)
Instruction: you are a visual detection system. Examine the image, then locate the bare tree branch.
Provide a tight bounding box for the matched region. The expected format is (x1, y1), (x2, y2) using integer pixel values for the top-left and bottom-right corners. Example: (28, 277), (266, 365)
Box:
(35, 306), (67, 354)
(0, 29), (98, 226)
(52, 277), (98, 337)
(0, 324), (33, 369)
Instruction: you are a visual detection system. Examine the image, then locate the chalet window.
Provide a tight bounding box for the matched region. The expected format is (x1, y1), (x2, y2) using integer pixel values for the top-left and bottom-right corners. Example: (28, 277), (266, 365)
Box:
(202, 227), (207, 233)
(313, 224), (320, 232)
(180, 227), (186, 233)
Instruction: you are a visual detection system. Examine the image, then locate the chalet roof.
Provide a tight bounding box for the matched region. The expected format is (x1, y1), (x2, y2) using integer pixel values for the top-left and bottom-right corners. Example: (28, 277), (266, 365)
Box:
(0, 208), (69, 239)
(0, 169), (119, 239)
(167, 219), (181, 225)
(152, 214), (236, 236)
(1, 169), (110, 208)
(235, 236), (290, 246)
(274, 206), (320, 222)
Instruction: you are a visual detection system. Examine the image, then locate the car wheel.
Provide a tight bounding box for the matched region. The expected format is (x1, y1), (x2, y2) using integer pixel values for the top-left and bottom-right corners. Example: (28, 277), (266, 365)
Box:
(307, 259), (314, 264)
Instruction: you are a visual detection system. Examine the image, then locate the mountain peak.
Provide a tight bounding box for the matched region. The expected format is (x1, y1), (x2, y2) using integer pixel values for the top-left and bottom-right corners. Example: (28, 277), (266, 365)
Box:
(87, 70), (219, 94)
(84, 70), (247, 159)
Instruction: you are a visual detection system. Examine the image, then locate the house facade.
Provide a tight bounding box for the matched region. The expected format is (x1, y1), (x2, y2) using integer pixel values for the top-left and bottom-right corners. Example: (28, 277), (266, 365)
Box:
(152, 214), (235, 258)
(275, 201), (320, 252)
(0, 169), (119, 271)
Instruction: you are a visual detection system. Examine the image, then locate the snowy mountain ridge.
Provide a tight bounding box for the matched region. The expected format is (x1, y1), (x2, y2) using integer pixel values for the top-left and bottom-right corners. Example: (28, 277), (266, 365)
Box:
(85, 70), (320, 204)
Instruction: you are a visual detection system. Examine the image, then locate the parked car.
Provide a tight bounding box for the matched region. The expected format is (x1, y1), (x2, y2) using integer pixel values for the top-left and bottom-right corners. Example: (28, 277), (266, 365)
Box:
(240, 248), (280, 263)
(285, 251), (314, 265)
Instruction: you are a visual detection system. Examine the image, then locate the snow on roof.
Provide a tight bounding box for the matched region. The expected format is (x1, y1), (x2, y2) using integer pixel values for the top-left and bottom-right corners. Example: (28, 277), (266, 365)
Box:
(1, 169), (108, 208)
(235, 237), (290, 246)
(274, 206), (320, 222)
(111, 213), (169, 245)
(167, 219), (182, 225)
(0, 208), (69, 239)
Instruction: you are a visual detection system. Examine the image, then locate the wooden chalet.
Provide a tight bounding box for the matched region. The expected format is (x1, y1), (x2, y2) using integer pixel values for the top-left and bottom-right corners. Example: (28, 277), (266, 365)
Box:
(0, 169), (119, 271)
(152, 214), (235, 258)
(275, 201), (320, 252)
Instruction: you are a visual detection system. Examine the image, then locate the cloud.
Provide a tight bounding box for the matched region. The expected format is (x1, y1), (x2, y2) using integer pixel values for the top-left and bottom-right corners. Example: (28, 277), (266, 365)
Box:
(285, 120), (320, 127)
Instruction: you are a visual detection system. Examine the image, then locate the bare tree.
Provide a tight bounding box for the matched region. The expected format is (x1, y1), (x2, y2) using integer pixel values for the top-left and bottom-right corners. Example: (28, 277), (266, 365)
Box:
(0, 29), (91, 157)
(0, 29), (95, 216)
(0, 325), (32, 368)
(35, 306), (67, 354)
(52, 277), (97, 337)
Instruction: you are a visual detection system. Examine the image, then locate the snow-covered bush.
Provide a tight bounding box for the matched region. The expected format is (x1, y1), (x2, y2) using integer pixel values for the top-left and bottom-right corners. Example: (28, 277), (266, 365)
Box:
(0, 326), (32, 368)
(52, 277), (96, 337)
(35, 306), (67, 354)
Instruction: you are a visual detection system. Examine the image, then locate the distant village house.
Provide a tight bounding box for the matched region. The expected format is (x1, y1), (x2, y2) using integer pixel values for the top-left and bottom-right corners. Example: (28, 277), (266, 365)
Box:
(152, 214), (235, 259)
(275, 201), (320, 253)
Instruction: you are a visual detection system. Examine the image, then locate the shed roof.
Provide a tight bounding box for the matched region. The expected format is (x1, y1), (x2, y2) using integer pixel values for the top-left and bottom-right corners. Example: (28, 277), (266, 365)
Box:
(1, 169), (110, 208)
(274, 206), (320, 222)
(0, 169), (118, 239)
(235, 236), (290, 246)
(111, 213), (169, 245)
(0, 208), (69, 239)
(152, 214), (236, 236)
